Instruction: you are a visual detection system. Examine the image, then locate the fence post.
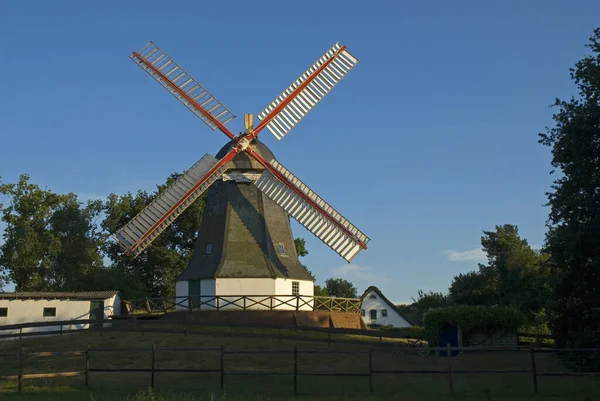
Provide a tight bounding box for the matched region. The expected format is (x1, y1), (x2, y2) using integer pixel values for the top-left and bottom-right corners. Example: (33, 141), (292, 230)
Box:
(447, 343), (454, 395)
(60, 324), (63, 336)
(18, 344), (24, 393)
(184, 313), (188, 336)
(328, 327), (331, 348)
(368, 350), (373, 394)
(85, 345), (90, 387)
(19, 327), (22, 342)
(220, 345), (224, 390)
(151, 344), (156, 388)
(530, 344), (538, 394)
(293, 345), (298, 394)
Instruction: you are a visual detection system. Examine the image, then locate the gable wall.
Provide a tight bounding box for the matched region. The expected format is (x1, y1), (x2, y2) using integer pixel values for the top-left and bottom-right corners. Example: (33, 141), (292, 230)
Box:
(360, 290), (412, 328)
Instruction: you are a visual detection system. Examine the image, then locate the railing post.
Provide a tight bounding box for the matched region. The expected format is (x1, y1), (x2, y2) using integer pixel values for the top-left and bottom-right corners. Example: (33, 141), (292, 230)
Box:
(85, 345), (90, 387)
(18, 344), (24, 393)
(368, 350), (373, 393)
(184, 313), (188, 336)
(60, 324), (63, 336)
(220, 345), (224, 390)
(151, 344), (156, 388)
(447, 343), (454, 395)
(530, 344), (538, 394)
(293, 345), (298, 394)
(19, 327), (22, 342)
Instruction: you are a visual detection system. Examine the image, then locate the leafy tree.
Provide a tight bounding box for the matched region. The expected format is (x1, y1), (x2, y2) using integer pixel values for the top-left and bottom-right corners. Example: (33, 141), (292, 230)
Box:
(448, 224), (550, 315)
(538, 27), (600, 349)
(313, 285), (329, 297)
(294, 238), (308, 257)
(0, 174), (104, 291)
(411, 289), (451, 311)
(324, 277), (357, 298)
(449, 270), (498, 306)
(101, 173), (207, 299)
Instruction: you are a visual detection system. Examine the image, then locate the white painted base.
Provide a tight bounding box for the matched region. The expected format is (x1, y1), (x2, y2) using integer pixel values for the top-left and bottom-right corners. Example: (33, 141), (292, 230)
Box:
(175, 278), (314, 311)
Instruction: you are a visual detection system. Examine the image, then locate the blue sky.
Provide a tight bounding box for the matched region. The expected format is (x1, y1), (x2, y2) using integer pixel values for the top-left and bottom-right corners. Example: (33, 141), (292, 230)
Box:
(1, 1), (599, 302)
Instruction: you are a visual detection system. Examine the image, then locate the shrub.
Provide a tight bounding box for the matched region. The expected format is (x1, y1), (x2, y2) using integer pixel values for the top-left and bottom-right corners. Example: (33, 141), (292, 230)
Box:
(423, 306), (527, 346)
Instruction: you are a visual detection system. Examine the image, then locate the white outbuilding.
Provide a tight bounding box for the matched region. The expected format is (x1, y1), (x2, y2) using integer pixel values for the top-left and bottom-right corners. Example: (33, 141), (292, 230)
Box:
(360, 286), (413, 328)
(0, 291), (121, 336)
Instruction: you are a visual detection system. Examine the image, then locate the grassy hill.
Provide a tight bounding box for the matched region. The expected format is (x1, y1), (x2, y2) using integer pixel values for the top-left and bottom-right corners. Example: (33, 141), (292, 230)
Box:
(0, 325), (597, 401)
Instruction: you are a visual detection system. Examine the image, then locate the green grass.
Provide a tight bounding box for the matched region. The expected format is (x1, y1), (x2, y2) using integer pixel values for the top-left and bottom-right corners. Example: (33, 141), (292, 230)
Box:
(0, 326), (597, 401)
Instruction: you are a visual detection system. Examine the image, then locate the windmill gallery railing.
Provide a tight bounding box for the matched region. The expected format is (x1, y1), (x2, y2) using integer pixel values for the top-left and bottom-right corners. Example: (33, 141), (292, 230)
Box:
(123, 295), (362, 315)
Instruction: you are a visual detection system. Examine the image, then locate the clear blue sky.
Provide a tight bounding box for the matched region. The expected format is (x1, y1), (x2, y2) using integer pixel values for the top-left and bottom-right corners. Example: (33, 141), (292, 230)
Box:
(1, 0), (599, 302)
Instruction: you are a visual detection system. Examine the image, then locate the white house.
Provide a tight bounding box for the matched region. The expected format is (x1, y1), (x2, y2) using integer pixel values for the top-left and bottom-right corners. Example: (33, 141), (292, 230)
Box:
(360, 286), (413, 328)
(0, 291), (121, 336)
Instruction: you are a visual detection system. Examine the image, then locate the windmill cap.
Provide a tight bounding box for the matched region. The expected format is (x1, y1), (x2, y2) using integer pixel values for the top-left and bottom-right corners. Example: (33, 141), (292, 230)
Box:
(215, 138), (276, 171)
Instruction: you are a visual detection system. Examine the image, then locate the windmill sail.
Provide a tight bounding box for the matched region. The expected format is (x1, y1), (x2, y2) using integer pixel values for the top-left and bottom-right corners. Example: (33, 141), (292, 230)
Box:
(131, 41), (236, 132)
(114, 154), (226, 257)
(255, 160), (369, 262)
(256, 42), (358, 141)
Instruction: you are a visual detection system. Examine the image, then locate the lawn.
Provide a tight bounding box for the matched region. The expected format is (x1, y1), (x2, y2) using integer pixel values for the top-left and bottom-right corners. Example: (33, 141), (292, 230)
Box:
(0, 326), (597, 401)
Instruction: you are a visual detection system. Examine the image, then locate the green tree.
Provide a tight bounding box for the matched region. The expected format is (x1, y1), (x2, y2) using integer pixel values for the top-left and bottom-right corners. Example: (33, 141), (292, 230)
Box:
(538, 27), (600, 349)
(294, 238), (308, 257)
(448, 225), (550, 314)
(0, 174), (104, 291)
(412, 289), (451, 311)
(325, 278), (357, 298)
(313, 285), (329, 297)
(101, 173), (207, 299)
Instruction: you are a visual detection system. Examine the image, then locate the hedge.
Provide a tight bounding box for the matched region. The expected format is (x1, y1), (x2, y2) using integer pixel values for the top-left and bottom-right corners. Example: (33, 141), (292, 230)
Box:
(378, 325), (425, 339)
(423, 306), (527, 346)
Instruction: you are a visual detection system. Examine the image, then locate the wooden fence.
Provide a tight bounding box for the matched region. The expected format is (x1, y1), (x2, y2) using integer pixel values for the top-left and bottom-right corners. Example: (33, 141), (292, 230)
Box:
(1, 343), (598, 394)
(122, 295), (362, 314)
(0, 317), (411, 346)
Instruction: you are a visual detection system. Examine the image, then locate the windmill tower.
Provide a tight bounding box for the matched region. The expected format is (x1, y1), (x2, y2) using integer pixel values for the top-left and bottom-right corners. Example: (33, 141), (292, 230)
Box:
(114, 41), (370, 310)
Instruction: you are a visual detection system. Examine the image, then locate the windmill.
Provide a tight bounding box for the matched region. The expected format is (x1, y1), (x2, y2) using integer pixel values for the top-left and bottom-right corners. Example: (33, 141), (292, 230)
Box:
(114, 41), (370, 306)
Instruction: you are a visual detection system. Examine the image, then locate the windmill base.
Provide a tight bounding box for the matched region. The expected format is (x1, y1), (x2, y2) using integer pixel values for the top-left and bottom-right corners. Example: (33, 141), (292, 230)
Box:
(162, 310), (366, 330)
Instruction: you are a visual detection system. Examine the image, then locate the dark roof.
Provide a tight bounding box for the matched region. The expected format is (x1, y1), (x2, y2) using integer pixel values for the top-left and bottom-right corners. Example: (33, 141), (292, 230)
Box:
(0, 291), (119, 301)
(360, 286), (414, 326)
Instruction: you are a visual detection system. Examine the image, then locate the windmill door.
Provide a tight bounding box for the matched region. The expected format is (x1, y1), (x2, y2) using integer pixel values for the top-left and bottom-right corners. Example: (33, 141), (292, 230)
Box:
(188, 280), (201, 310)
(89, 301), (104, 329)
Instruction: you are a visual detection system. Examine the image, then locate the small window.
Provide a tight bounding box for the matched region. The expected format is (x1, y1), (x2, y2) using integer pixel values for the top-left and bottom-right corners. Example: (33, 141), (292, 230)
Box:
(205, 243), (213, 255)
(278, 243), (286, 255)
(43, 307), (56, 317)
(370, 309), (377, 320)
(361, 309), (365, 317)
(292, 281), (299, 296)
(0, 308), (7, 317)
(382, 309), (388, 317)
(369, 294), (376, 299)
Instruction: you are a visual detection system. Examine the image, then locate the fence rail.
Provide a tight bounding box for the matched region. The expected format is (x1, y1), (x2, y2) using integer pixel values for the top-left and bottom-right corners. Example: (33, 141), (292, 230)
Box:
(1, 343), (598, 395)
(122, 295), (362, 314)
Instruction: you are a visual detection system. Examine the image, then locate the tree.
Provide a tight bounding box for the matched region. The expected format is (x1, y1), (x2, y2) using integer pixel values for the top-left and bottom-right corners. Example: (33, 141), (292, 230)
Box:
(538, 27), (600, 349)
(449, 270), (498, 306)
(101, 173), (207, 298)
(448, 224), (550, 315)
(324, 278), (357, 298)
(0, 174), (104, 291)
(412, 289), (451, 311)
(294, 238), (308, 257)
(313, 285), (329, 297)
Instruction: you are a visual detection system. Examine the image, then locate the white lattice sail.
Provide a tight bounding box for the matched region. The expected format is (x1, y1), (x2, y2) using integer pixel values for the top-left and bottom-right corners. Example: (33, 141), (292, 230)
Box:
(131, 41), (235, 130)
(255, 160), (369, 262)
(257, 42), (359, 140)
(114, 154), (226, 257)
